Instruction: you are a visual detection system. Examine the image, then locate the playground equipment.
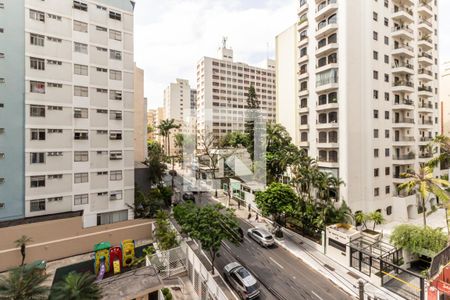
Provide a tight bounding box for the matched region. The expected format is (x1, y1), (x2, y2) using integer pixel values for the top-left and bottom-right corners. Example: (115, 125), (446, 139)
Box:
(121, 239), (135, 267)
(94, 242), (111, 275)
(109, 246), (123, 274)
(96, 257), (106, 281)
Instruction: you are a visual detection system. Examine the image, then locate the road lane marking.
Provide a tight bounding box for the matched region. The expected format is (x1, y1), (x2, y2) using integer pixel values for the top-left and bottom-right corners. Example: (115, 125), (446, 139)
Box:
(223, 242), (231, 251)
(311, 291), (324, 300)
(269, 257), (284, 269)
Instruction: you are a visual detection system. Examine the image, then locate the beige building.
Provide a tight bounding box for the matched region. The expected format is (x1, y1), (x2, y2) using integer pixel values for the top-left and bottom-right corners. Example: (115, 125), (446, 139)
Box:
(133, 64), (147, 162)
(147, 109), (157, 140)
(196, 43), (276, 142)
(276, 0), (440, 222)
(441, 62), (450, 136)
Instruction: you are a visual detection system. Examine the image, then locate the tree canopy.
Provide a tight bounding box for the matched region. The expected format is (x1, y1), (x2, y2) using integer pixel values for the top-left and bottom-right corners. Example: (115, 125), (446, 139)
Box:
(49, 271), (102, 300)
(255, 182), (298, 224)
(146, 141), (167, 186)
(0, 266), (49, 300)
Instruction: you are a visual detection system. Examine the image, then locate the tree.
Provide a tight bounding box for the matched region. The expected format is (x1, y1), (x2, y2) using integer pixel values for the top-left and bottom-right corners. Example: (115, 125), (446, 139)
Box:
(173, 203), (240, 275)
(398, 166), (450, 227)
(14, 235), (32, 266)
(390, 224), (446, 257)
(220, 131), (249, 148)
(428, 135), (450, 169)
(255, 183), (298, 226)
(244, 85), (260, 162)
(49, 272), (102, 300)
(368, 211), (385, 231)
(0, 266), (49, 300)
(354, 211), (369, 230)
(157, 119), (181, 156)
(132, 189), (166, 219)
(154, 210), (179, 251)
(146, 141), (167, 186)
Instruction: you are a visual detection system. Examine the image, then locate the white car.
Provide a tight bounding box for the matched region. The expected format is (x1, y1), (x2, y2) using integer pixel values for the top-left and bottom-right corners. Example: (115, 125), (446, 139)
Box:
(247, 228), (275, 247)
(224, 262), (260, 299)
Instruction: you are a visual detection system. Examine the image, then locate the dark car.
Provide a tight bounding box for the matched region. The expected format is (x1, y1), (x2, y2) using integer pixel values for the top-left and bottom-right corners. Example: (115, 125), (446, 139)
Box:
(224, 262), (260, 299)
(182, 192), (196, 202)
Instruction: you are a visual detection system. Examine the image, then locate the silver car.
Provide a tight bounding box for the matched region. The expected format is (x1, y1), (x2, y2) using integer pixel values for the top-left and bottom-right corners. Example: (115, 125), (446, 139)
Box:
(247, 228), (275, 247)
(224, 262), (260, 299)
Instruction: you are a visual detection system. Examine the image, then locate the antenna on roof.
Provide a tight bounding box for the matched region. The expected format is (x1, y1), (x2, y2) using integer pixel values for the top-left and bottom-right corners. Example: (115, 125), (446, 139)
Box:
(222, 36), (228, 49)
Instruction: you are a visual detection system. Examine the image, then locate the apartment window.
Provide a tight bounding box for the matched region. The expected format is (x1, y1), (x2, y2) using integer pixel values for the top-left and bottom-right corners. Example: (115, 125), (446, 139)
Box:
(74, 151), (88, 162)
(30, 34), (45, 46)
(110, 131), (122, 140)
(74, 42), (88, 54)
(30, 152), (45, 164)
(373, 71), (378, 80)
(73, 20), (88, 32)
(0, 52), (4, 59)
(48, 174), (63, 180)
(0, 152), (4, 159)
(30, 105), (45, 117)
(47, 59), (62, 65)
(96, 67), (107, 73)
(109, 29), (122, 41)
(47, 36), (62, 43)
(386, 206), (392, 215)
(74, 64), (88, 75)
(373, 90), (378, 99)
(384, 36), (389, 45)
(74, 107), (88, 118)
(110, 110), (122, 120)
(110, 151), (122, 160)
(110, 190), (123, 200)
(373, 12), (378, 21)
(373, 110), (379, 119)
(30, 9), (45, 22)
(374, 129), (379, 138)
(373, 31), (378, 40)
(384, 18), (389, 27)
(48, 129), (62, 133)
(384, 55), (389, 64)
(97, 109), (107, 114)
(96, 47), (107, 52)
(97, 88), (108, 93)
(110, 170), (122, 181)
(385, 148), (390, 157)
(48, 152), (63, 156)
(384, 92), (390, 101)
(48, 197), (63, 202)
(30, 199), (46, 212)
(384, 0), (388, 8)
(31, 129), (46, 140)
(97, 210), (128, 225)
(97, 5), (107, 10)
(47, 13), (61, 21)
(385, 186), (390, 194)
(30, 176), (45, 188)
(374, 188), (379, 197)
(48, 82), (62, 88)
(374, 168), (379, 177)
(385, 130), (390, 138)
(74, 130), (88, 140)
(110, 50), (122, 60)
(73, 1), (88, 11)
(74, 86), (88, 97)
(385, 167), (390, 175)
(374, 149), (379, 158)
(109, 70), (122, 80)
(96, 26), (107, 32)
(74, 194), (89, 205)
(373, 51), (378, 60)
(109, 11), (121, 21)
(97, 130), (107, 135)
(74, 173), (88, 184)
(384, 111), (390, 119)
(0, 3), (4, 9)
(30, 57), (45, 70)
(110, 90), (122, 100)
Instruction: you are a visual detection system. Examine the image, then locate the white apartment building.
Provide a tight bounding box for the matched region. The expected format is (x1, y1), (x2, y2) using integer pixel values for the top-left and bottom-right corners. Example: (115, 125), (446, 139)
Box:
(276, 0), (440, 222)
(163, 78), (193, 124)
(0, 0), (135, 226)
(441, 61), (450, 136)
(196, 44), (276, 142)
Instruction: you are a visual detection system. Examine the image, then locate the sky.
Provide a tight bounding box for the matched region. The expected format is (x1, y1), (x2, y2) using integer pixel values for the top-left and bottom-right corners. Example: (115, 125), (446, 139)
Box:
(134, 0), (450, 109)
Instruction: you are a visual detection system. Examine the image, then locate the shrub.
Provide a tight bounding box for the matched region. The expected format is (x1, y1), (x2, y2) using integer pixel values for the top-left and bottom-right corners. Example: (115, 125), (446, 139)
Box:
(390, 224), (446, 257)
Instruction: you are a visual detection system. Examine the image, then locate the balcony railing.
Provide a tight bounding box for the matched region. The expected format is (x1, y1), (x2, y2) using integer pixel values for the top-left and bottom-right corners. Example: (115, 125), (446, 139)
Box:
(392, 26), (413, 34)
(419, 103), (433, 109)
(420, 120), (433, 125)
(418, 68), (433, 76)
(419, 137), (433, 142)
(316, 0), (337, 13)
(393, 6), (413, 16)
(419, 2), (432, 12)
(394, 99), (414, 106)
(419, 37), (433, 44)
(419, 153), (433, 158)
(394, 137), (415, 142)
(393, 153), (416, 160)
(393, 81), (414, 88)
(418, 85), (432, 92)
(419, 19), (432, 27)
(392, 62), (414, 69)
(393, 44), (414, 52)
(419, 52), (433, 59)
(394, 118), (415, 124)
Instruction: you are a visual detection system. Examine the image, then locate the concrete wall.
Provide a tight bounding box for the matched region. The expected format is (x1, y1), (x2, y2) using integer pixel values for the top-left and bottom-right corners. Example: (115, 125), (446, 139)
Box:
(134, 65), (147, 162)
(0, 216), (153, 272)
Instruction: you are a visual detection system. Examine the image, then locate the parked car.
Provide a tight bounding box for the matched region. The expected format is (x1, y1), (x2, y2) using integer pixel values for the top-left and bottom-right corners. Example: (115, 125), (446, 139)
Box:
(182, 192), (195, 202)
(223, 262), (260, 299)
(247, 228), (275, 247)
(235, 227), (244, 242)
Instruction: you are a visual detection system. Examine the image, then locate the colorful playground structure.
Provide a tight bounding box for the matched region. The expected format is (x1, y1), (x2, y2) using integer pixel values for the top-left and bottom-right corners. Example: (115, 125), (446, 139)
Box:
(93, 240), (135, 280)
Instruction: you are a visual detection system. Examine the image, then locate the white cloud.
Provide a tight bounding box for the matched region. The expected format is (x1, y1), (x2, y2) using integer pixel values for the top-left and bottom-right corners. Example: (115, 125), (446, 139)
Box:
(134, 0), (297, 109)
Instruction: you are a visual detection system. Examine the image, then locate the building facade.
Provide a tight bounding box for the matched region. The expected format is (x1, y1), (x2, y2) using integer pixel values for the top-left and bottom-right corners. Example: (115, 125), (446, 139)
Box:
(0, 0), (136, 226)
(196, 44), (277, 142)
(276, 0), (440, 221)
(441, 62), (450, 136)
(133, 64), (147, 162)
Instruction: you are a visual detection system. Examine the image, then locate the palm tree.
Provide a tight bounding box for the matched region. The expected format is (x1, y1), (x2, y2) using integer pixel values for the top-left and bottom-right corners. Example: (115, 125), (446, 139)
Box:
(354, 211), (369, 230)
(157, 119), (181, 156)
(14, 235), (32, 266)
(428, 135), (450, 169)
(368, 211), (385, 231)
(50, 272), (102, 300)
(398, 166), (450, 227)
(0, 266), (49, 300)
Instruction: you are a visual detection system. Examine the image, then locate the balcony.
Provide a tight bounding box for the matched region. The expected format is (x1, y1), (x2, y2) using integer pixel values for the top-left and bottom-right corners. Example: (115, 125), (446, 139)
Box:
(315, 0), (338, 21)
(418, 102), (434, 112)
(419, 120), (434, 127)
(298, 16), (308, 30)
(419, 152), (433, 159)
(418, 2), (433, 19)
(316, 100), (338, 111)
(392, 0), (414, 7)
(299, 141), (310, 148)
(316, 18), (338, 38)
(418, 19), (433, 34)
(298, 0), (308, 15)
(391, 25), (413, 40)
(392, 44), (414, 58)
(316, 121), (339, 129)
(393, 136), (415, 145)
(418, 52), (433, 66)
(418, 37), (433, 51)
(392, 80), (414, 93)
(418, 136), (433, 144)
(393, 99), (414, 110)
(298, 69), (309, 80)
(393, 153), (416, 161)
(299, 54), (309, 64)
(393, 118), (415, 128)
(392, 6), (414, 23)
(418, 68), (433, 81)
(299, 87), (309, 97)
(299, 35), (309, 47)
(418, 85), (433, 97)
(391, 62), (414, 75)
(316, 42), (338, 57)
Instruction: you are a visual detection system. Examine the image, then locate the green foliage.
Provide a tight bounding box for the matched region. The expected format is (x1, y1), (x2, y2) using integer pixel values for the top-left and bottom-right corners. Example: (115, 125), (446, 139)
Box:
(50, 271), (101, 300)
(0, 266), (49, 300)
(133, 187), (172, 218)
(161, 288), (172, 300)
(132, 245), (155, 267)
(255, 183), (298, 224)
(390, 224), (447, 257)
(220, 131), (249, 148)
(368, 211), (385, 230)
(154, 210), (179, 251)
(173, 203), (240, 274)
(244, 85), (260, 162)
(354, 211), (369, 229)
(157, 119), (181, 156)
(146, 141), (167, 186)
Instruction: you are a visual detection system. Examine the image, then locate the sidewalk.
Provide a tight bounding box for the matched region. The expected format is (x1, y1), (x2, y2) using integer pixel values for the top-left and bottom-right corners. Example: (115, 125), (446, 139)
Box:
(212, 195), (405, 300)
